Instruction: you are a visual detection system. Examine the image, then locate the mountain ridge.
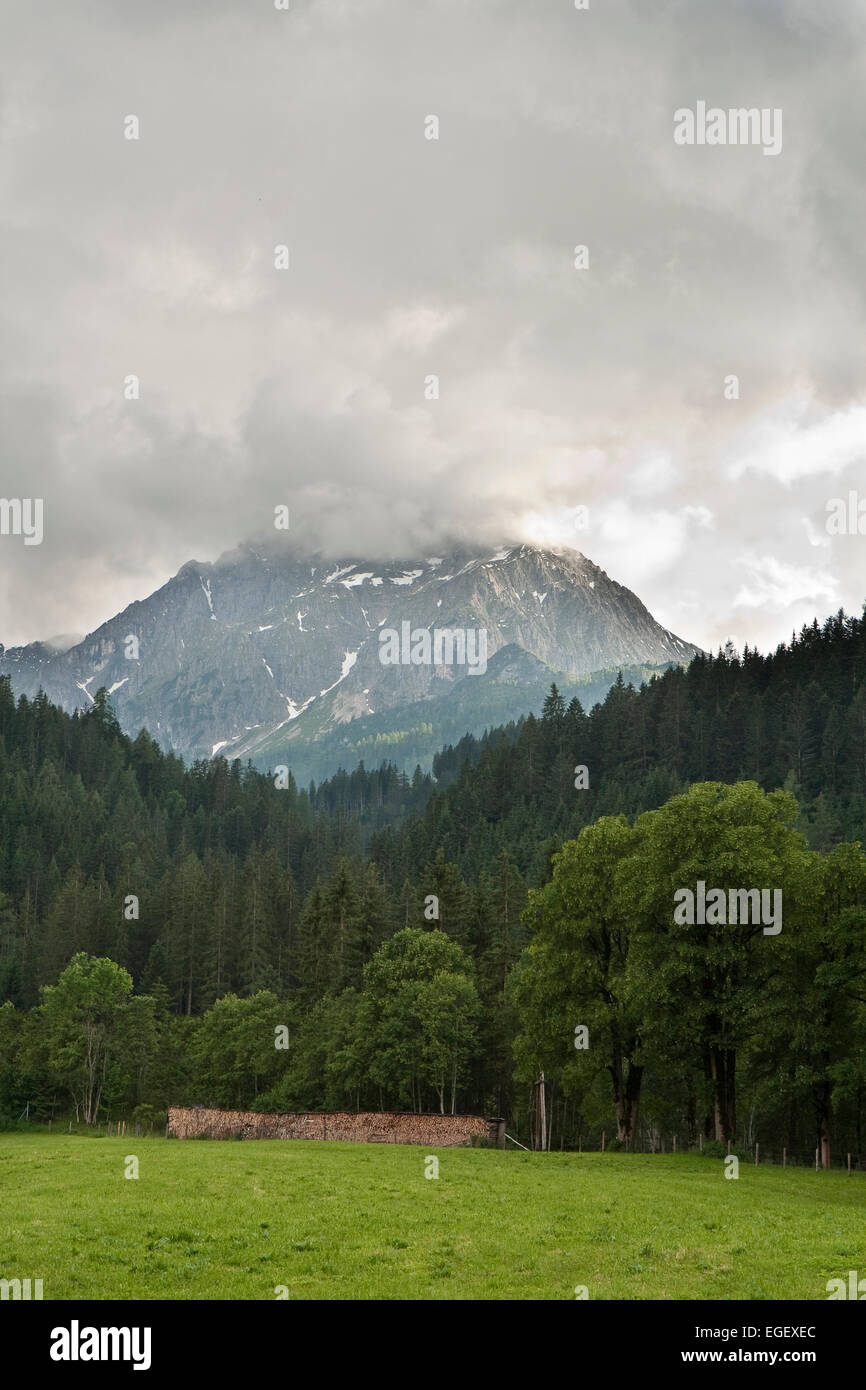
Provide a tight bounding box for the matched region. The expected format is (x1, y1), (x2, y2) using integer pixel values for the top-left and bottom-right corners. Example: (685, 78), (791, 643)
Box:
(0, 540), (704, 775)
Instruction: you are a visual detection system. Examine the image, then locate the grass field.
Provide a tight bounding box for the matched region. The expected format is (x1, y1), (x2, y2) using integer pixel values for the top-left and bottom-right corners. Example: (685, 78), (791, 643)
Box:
(1, 1133), (863, 1300)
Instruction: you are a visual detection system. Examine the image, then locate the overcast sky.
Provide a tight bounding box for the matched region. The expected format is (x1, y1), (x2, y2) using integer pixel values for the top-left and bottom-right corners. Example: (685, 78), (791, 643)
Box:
(2, 0), (865, 654)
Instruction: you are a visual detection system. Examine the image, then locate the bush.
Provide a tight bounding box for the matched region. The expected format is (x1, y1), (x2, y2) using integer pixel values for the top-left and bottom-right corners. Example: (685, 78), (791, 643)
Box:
(131, 1104), (163, 1133)
(698, 1140), (747, 1160)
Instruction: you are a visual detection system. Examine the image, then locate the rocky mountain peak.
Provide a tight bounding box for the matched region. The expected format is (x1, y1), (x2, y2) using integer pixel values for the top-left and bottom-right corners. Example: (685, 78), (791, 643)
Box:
(0, 540), (702, 775)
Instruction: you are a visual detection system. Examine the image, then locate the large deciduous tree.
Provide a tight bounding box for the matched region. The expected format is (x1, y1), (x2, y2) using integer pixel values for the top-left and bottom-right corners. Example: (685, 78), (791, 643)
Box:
(513, 816), (645, 1146)
(39, 953), (134, 1124)
(629, 781), (810, 1144)
(355, 928), (480, 1114)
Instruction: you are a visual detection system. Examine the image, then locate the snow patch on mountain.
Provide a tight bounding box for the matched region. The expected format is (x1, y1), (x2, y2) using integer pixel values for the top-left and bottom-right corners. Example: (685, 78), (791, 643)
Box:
(319, 648), (360, 697)
(200, 577), (216, 618)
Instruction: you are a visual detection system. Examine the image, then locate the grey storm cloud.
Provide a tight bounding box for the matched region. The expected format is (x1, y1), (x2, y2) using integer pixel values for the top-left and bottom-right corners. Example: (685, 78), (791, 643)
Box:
(1, 0), (865, 652)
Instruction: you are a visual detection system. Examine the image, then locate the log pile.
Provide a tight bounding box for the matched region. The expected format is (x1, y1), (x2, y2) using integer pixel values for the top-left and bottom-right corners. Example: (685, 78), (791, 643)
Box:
(168, 1106), (503, 1146)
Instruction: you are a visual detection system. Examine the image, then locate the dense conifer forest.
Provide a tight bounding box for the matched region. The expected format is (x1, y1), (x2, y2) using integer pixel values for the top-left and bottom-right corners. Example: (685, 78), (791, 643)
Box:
(2, 606), (866, 1161)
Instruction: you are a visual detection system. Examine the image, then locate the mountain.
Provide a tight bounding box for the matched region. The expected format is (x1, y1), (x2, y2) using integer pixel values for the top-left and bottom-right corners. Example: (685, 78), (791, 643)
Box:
(0, 541), (703, 778)
(237, 645), (682, 786)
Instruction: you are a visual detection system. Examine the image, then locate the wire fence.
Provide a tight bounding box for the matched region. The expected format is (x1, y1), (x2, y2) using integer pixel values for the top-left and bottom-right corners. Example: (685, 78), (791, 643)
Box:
(509, 1124), (866, 1171)
(7, 1111), (866, 1169)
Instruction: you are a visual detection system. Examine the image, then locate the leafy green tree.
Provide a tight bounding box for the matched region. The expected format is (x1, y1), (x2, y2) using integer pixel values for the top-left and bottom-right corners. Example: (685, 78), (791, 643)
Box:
(0, 1001), (25, 1116)
(38, 954), (134, 1124)
(629, 782), (811, 1143)
(191, 990), (289, 1108)
(513, 816), (645, 1145)
(762, 842), (866, 1167)
(355, 929), (480, 1113)
(259, 990), (362, 1113)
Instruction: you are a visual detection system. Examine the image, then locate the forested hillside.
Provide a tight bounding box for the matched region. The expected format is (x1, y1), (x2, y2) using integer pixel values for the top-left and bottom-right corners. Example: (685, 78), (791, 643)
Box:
(387, 607), (866, 887)
(1, 606), (866, 1161)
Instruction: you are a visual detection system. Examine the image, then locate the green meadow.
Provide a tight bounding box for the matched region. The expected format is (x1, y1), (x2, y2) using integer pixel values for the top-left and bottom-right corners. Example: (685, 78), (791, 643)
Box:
(1, 1133), (862, 1300)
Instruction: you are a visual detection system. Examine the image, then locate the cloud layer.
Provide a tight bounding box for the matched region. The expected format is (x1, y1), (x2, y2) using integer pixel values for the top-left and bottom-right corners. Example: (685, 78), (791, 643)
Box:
(2, 0), (865, 654)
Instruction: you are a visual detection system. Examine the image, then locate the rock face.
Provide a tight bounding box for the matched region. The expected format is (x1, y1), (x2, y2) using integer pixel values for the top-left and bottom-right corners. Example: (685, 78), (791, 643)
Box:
(0, 540), (702, 772)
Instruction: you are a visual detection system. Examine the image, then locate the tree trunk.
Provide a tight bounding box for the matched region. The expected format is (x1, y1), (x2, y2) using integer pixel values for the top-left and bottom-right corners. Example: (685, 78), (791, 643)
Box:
(815, 1076), (832, 1170)
(709, 1044), (736, 1142)
(609, 1044), (643, 1145)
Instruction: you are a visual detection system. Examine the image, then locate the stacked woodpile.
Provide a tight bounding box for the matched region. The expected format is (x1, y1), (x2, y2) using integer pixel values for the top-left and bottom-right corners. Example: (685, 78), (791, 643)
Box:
(168, 1106), (504, 1147)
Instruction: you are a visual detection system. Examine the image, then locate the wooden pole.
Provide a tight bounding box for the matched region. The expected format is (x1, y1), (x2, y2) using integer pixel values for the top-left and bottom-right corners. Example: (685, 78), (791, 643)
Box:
(848, 1153), (851, 1175)
(547, 1081), (554, 1153)
(783, 1147), (786, 1167)
(815, 1148), (819, 1171)
(755, 1143), (759, 1165)
(578, 1134), (582, 1154)
(699, 1133), (702, 1152)
(673, 1135), (676, 1154)
(601, 1130), (606, 1153)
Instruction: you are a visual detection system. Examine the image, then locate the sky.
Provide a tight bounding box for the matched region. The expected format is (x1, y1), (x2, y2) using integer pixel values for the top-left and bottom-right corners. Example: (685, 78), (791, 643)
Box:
(2, 0), (865, 654)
